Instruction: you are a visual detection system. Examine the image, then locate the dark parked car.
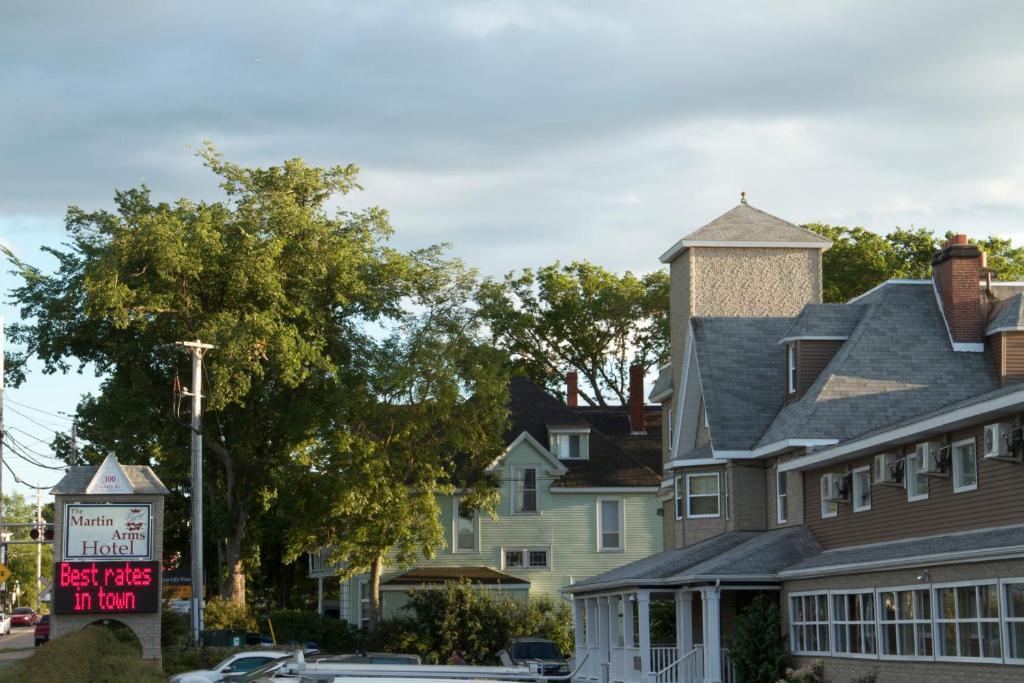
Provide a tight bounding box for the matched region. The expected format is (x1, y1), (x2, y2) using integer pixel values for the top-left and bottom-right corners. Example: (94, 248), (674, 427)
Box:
(34, 614), (49, 646)
(11, 607), (39, 627)
(497, 638), (569, 676)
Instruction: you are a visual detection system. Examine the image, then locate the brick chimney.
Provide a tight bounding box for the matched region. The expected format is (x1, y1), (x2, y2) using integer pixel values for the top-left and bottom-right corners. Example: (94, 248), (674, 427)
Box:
(932, 234), (985, 346)
(628, 364), (646, 435)
(566, 372), (578, 407)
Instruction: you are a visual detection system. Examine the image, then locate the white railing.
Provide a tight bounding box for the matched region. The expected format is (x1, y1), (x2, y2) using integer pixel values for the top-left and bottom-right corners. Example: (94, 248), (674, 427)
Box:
(720, 648), (734, 683)
(649, 646), (678, 676)
(653, 645), (703, 683)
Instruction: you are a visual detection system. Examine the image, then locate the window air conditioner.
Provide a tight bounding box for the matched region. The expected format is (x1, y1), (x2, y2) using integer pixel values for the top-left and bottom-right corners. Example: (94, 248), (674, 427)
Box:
(918, 441), (950, 477)
(984, 423), (1022, 462)
(822, 472), (850, 503)
(873, 453), (904, 486)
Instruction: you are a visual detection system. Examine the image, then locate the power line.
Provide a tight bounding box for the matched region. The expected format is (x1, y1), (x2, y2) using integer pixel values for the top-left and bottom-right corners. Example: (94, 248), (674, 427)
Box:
(0, 458), (59, 490)
(3, 431), (64, 462)
(2, 403), (67, 434)
(1, 397), (74, 423)
(5, 426), (64, 456)
(2, 437), (69, 471)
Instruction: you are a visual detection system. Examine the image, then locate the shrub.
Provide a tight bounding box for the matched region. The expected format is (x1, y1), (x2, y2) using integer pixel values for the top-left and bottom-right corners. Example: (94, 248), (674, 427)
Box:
(778, 660), (824, 683)
(367, 580), (572, 664)
(161, 646), (246, 676)
(0, 626), (164, 683)
(728, 594), (787, 683)
(162, 609), (191, 648)
(204, 596), (257, 631)
(266, 609), (362, 652)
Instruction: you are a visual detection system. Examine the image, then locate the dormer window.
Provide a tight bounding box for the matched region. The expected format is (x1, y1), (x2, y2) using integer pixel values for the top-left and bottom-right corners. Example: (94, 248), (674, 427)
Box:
(787, 343), (797, 394)
(548, 427), (590, 460)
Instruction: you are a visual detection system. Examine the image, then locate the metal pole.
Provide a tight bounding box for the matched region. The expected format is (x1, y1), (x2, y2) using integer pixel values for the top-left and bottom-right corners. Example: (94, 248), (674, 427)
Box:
(35, 483), (41, 612)
(1, 319), (6, 610)
(177, 339), (214, 646)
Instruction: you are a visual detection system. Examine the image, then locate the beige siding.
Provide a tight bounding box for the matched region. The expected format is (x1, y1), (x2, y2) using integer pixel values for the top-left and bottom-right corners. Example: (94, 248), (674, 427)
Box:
(728, 461), (767, 531)
(805, 423), (1024, 549)
(681, 466), (727, 545)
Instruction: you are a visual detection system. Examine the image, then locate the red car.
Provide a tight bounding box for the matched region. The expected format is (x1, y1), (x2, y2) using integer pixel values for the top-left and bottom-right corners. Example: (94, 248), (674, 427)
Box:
(34, 615), (49, 646)
(10, 608), (39, 626)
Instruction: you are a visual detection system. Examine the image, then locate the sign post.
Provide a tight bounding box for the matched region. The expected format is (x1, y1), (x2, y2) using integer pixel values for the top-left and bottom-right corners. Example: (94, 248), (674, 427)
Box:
(50, 454), (169, 661)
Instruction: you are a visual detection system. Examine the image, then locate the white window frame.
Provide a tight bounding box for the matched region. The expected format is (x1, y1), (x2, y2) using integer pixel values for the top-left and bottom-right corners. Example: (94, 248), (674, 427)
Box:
(685, 472), (720, 519)
(852, 465), (872, 512)
(673, 475), (683, 521)
(906, 449), (929, 502)
(776, 469), (788, 524)
(789, 591), (831, 655)
(357, 578), (371, 629)
(877, 586), (934, 661)
(451, 498), (478, 554)
(724, 469), (731, 521)
(597, 497), (624, 552)
(1002, 577), (1024, 664)
(933, 579), (1002, 663)
(787, 343), (797, 394)
(820, 475), (838, 519)
(502, 546), (551, 571)
(830, 590), (878, 658)
(952, 437), (979, 493)
(667, 408), (674, 450)
(551, 431), (589, 460)
(512, 466), (540, 514)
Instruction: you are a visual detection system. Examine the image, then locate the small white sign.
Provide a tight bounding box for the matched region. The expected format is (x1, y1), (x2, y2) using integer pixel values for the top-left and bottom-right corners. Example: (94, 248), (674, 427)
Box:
(63, 503), (153, 560)
(86, 454), (135, 494)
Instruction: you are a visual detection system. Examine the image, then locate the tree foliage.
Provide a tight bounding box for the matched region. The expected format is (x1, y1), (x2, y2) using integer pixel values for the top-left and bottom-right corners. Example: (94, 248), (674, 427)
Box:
(727, 594), (787, 683)
(806, 224), (1024, 303)
(475, 262), (668, 406)
(4, 144), (484, 604)
(1, 493), (53, 610)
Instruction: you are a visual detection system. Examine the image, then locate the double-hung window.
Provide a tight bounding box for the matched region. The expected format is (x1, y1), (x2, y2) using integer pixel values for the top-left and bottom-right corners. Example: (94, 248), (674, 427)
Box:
(952, 438), (978, 493)
(906, 449), (929, 502)
(598, 498), (623, 551)
(673, 475), (684, 520)
(852, 466), (871, 512)
(504, 547), (549, 570)
(513, 467), (539, 513)
(358, 580), (371, 629)
(879, 588), (933, 658)
(1004, 581), (1024, 662)
(790, 593), (830, 654)
(787, 343), (797, 394)
(820, 476), (838, 519)
(832, 591), (877, 656)
(453, 499), (477, 553)
(686, 473), (720, 518)
(776, 470), (788, 524)
(935, 582), (1001, 660)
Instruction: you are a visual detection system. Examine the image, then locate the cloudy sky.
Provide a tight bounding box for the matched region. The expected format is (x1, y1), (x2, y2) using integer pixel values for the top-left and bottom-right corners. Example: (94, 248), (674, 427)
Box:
(2, 0), (1024, 498)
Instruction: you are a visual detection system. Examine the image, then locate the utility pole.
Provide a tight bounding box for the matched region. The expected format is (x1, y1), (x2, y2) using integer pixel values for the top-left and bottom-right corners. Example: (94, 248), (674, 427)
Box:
(177, 339), (214, 645)
(1, 319), (7, 610)
(35, 483), (41, 611)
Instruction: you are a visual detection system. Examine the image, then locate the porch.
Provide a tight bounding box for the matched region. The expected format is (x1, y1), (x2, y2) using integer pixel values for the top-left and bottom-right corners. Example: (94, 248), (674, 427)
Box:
(572, 589), (735, 683)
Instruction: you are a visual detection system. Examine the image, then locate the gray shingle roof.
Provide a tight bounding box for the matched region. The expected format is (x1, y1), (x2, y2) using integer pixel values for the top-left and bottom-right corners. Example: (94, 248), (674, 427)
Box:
(569, 527), (820, 590)
(681, 204), (831, 245)
(52, 465), (170, 495)
(779, 525), (1024, 576)
(757, 283), (998, 446)
(987, 293), (1024, 333)
(691, 317), (793, 450)
(778, 304), (866, 343)
(649, 365), (673, 400)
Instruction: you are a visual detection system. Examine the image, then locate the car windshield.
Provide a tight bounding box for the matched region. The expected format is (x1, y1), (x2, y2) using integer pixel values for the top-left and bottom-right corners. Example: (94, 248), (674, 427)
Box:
(512, 642), (561, 660)
(231, 657), (287, 679)
(13, 608), (32, 614)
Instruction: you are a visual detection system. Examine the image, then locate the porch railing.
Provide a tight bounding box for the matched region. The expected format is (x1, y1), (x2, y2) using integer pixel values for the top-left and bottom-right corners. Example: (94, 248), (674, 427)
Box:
(649, 646), (678, 676)
(653, 645), (703, 683)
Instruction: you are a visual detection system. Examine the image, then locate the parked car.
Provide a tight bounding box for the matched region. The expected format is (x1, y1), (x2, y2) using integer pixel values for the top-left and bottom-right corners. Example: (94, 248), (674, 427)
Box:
(0, 612), (10, 636)
(168, 651), (291, 683)
(33, 614), (49, 645)
(10, 607), (39, 627)
(315, 653), (422, 665)
(497, 637), (569, 676)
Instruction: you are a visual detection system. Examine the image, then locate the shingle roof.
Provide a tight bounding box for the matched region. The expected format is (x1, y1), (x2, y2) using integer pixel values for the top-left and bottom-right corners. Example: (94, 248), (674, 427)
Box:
(779, 525), (1024, 577)
(506, 377), (661, 488)
(568, 527), (820, 590)
(987, 293), (1024, 333)
(649, 365), (673, 400)
(778, 304), (866, 343)
(685, 203), (831, 244)
(691, 317), (793, 450)
(757, 283), (998, 446)
(52, 465), (170, 495)
(384, 566), (529, 585)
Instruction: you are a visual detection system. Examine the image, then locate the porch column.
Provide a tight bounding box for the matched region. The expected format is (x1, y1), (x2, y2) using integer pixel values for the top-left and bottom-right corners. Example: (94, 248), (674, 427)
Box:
(608, 594), (621, 649)
(701, 587), (722, 683)
(339, 579), (351, 622)
(317, 576), (324, 615)
(598, 596), (611, 683)
(574, 598), (586, 658)
(674, 590), (693, 654)
(623, 593), (635, 650)
(588, 597), (599, 677)
(637, 590), (652, 683)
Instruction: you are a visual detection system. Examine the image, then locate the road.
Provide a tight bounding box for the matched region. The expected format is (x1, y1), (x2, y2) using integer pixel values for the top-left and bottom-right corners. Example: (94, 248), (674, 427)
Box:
(0, 625), (37, 667)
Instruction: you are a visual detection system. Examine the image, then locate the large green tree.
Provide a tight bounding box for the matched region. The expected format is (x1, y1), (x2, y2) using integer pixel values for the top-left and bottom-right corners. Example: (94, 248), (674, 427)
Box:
(475, 262), (668, 406)
(4, 145), (473, 604)
(1, 492), (54, 611)
(284, 267), (509, 629)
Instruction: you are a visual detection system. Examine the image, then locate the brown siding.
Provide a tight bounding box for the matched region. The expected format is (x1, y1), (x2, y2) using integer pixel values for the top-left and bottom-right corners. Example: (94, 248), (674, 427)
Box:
(785, 339), (845, 404)
(681, 466), (727, 546)
(804, 423), (1024, 549)
(1004, 331), (1024, 384)
(990, 332), (1005, 380)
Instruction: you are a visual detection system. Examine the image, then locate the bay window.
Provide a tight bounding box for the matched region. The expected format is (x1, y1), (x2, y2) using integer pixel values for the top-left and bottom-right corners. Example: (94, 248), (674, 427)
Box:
(686, 472), (720, 518)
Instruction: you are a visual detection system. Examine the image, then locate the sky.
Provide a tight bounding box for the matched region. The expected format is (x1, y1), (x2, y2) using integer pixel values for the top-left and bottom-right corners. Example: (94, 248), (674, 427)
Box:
(2, 0), (1024, 501)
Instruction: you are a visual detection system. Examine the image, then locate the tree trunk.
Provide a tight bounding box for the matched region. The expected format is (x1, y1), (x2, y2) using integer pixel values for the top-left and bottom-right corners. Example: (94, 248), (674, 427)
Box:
(223, 509), (247, 604)
(369, 555), (383, 631)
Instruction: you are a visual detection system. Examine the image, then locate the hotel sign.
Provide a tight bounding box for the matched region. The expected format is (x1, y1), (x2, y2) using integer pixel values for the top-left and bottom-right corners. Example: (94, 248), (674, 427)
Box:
(63, 503), (153, 561)
(53, 561), (160, 614)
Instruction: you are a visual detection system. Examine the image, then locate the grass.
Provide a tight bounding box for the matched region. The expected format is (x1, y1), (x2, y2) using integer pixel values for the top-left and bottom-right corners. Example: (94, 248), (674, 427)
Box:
(0, 626), (164, 683)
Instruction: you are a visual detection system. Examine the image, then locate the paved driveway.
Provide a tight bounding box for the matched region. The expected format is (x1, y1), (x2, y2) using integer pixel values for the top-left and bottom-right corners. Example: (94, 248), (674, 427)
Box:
(0, 625), (37, 667)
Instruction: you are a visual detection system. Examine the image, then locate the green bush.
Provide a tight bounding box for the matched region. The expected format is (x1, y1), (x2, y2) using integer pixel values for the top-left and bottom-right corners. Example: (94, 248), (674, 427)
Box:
(778, 660), (824, 683)
(0, 626), (164, 683)
(162, 608), (192, 648)
(204, 595), (258, 630)
(367, 580), (572, 664)
(728, 594), (787, 683)
(267, 609), (362, 652)
(162, 646), (247, 676)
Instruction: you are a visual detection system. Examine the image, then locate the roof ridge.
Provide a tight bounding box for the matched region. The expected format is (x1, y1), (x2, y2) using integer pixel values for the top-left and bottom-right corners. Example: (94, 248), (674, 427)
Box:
(741, 204), (832, 243)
